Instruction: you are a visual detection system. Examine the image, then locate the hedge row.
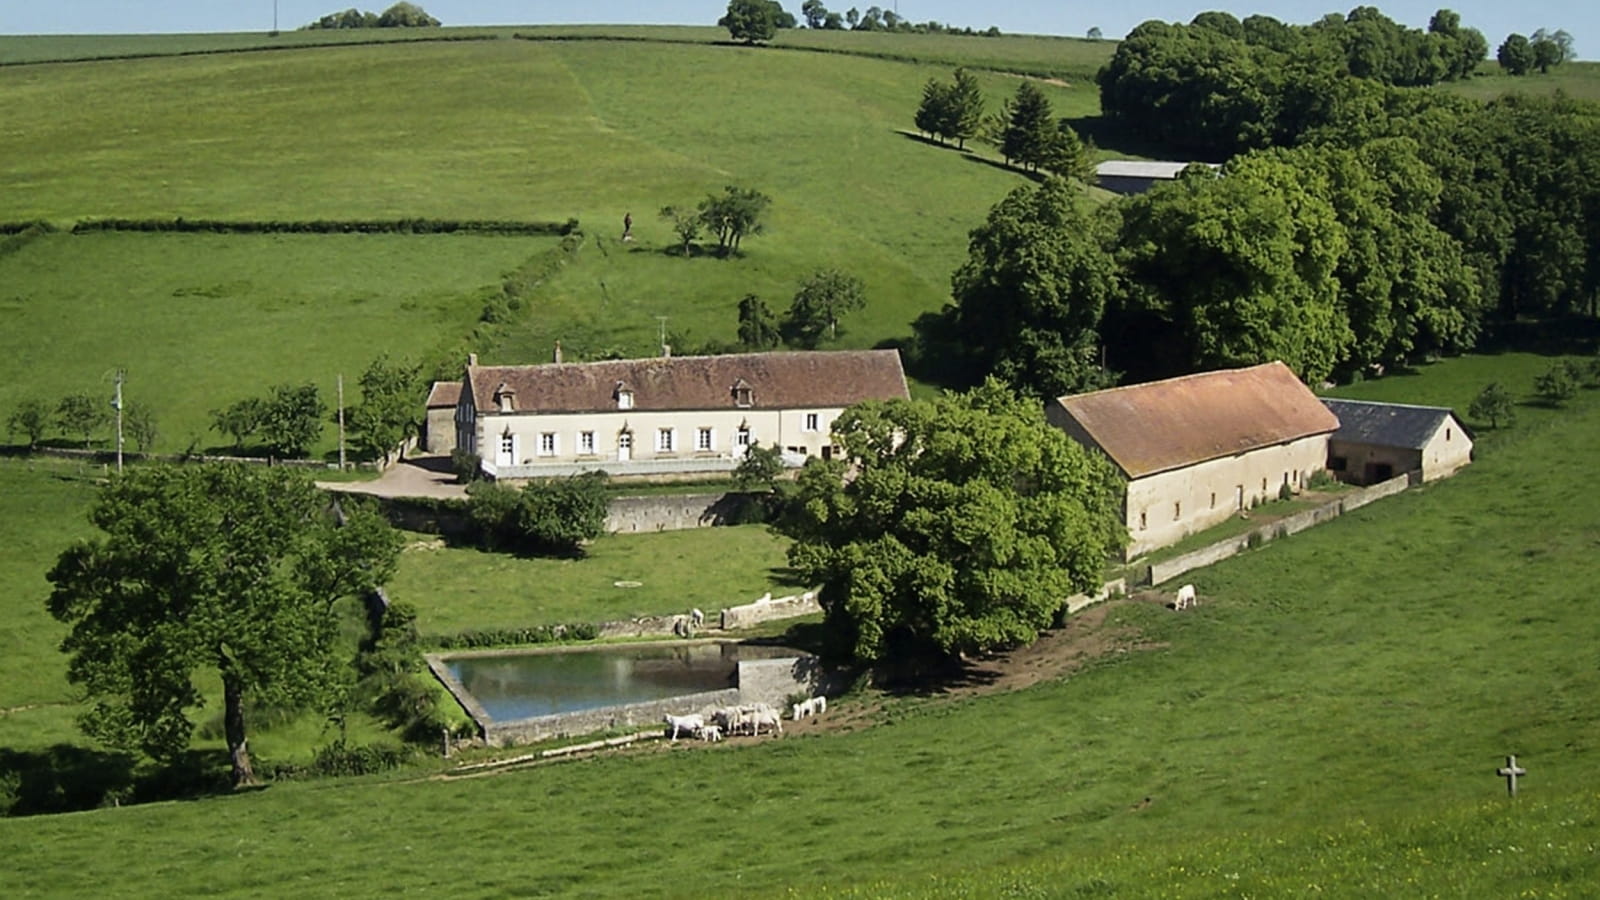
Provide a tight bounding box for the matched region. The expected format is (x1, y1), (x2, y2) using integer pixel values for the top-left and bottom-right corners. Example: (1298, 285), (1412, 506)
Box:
(426, 621), (600, 650)
(69, 217), (579, 236)
(0, 33), (500, 70)
(0, 222), (57, 261)
(480, 230), (586, 324)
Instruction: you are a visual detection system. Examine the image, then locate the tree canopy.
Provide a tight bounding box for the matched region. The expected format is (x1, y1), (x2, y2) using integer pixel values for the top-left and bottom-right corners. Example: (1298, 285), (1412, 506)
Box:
(948, 177), (1118, 398)
(46, 465), (402, 786)
(777, 383), (1125, 668)
(697, 185), (772, 256)
(348, 355), (424, 464)
(782, 268), (866, 348)
(719, 0), (791, 43)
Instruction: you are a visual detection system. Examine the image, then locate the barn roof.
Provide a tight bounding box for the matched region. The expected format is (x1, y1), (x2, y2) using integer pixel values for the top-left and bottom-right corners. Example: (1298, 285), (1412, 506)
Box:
(1322, 398), (1467, 450)
(1051, 362), (1339, 479)
(1095, 160), (1221, 180)
(425, 381), (461, 409)
(463, 349), (908, 415)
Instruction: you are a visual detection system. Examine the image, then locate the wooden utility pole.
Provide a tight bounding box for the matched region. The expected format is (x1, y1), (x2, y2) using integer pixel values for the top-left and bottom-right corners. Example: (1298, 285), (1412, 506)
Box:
(337, 374), (347, 470)
(113, 369), (125, 474)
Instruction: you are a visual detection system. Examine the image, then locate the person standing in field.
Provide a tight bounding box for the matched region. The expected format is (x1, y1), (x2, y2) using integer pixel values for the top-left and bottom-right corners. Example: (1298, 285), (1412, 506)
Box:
(622, 212), (633, 241)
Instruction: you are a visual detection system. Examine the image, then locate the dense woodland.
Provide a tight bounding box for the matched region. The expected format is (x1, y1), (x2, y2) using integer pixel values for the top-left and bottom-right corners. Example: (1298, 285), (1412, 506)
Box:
(931, 8), (1600, 396)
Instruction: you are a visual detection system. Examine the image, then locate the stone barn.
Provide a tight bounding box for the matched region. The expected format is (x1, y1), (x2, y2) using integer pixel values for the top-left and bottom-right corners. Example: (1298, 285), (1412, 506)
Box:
(423, 381), (460, 455)
(1047, 362), (1339, 560)
(1321, 398), (1473, 485)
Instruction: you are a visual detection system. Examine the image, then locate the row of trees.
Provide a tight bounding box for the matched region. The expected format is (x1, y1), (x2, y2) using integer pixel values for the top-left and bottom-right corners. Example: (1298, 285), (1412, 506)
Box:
(7, 394), (156, 452)
(1098, 8), (1497, 157)
(210, 355), (429, 460)
(722, 0), (999, 42)
(914, 73), (1093, 178)
(304, 3), (439, 29)
(1496, 29), (1576, 76)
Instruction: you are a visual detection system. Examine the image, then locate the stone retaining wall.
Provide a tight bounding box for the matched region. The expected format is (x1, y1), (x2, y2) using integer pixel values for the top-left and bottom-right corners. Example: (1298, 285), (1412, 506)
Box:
(720, 592), (822, 630)
(1146, 473), (1412, 586)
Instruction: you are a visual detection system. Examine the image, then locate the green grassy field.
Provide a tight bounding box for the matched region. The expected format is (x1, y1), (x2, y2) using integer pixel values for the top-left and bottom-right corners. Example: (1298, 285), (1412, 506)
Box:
(389, 525), (798, 636)
(1442, 62), (1600, 102)
(3, 352), (1597, 894)
(0, 232), (550, 455)
(0, 37), (1092, 391)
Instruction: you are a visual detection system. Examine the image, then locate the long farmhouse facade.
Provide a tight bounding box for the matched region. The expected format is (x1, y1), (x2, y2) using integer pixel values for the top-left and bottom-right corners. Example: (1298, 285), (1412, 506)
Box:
(1048, 362), (1340, 559)
(454, 349), (909, 480)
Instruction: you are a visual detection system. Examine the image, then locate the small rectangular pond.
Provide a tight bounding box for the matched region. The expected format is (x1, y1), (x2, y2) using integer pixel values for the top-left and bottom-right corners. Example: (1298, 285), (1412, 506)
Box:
(440, 641), (801, 723)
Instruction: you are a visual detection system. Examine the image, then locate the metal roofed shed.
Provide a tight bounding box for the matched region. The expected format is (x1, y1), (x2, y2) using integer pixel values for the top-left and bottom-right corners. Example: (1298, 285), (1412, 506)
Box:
(1095, 159), (1221, 195)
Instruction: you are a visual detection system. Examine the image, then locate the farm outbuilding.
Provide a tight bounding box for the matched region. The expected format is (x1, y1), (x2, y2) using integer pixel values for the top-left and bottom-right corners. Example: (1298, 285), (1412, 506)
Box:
(1094, 159), (1222, 195)
(423, 381), (461, 455)
(1321, 399), (1473, 485)
(1047, 362), (1339, 560)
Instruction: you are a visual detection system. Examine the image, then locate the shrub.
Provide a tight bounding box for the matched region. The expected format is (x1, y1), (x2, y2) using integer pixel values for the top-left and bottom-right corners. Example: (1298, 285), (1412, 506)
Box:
(1534, 362), (1580, 407)
(1277, 482), (1293, 501)
(465, 472), (609, 557)
(450, 449), (484, 483)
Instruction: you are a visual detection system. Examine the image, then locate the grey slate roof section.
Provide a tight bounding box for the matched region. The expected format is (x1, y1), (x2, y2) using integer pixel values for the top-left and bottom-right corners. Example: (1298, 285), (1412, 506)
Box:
(1322, 398), (1462, 450)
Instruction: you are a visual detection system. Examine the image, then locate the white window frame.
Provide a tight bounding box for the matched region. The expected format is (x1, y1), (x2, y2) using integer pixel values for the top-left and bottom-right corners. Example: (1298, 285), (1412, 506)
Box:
(696, 427), (714, 452)
(617, 390), (634, 410)
(803, 412), (820, 432)
(538, 432), (557, 456)
(657, 427), (676, 453)
(579, 431), (596, 455)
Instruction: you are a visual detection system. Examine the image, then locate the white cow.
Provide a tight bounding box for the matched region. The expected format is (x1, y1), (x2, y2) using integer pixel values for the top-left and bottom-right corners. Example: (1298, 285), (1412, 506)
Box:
(690, 608), (705, 628)
(699, 724), (723, 742)
(792, 701), (806, 721)
(748, 708), (783, 736)
(1175, 584), (1196, 610)
(792, 696), (828, 720)
(663, 713), (704, 741)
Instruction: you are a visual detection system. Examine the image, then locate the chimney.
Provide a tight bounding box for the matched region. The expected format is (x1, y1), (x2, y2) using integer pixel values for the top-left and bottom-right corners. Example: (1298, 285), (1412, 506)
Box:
(554, 341), (563, 364)
(467, 352), (478, 366)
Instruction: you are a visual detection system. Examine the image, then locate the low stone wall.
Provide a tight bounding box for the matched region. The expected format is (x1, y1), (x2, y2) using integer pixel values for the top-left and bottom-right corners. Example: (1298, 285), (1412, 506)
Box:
(1146, 473), (1413, 586)
(596, 613), (690, 640)
(604, 492), (760, 534)
(1064, 578), (1127, 616)
(485, 688), (741, 747)
(1338, 472), (1411, 513)
(720, 592), (822, 630)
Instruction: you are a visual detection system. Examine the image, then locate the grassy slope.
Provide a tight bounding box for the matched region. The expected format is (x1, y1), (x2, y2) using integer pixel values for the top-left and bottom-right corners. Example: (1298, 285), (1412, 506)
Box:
(0, 26), (1115, 81)
(3, 353), (1597, 895)
(0, 232), (549, 454)
(389, 525), (797, 636)
(1442, 62), (1600, 102)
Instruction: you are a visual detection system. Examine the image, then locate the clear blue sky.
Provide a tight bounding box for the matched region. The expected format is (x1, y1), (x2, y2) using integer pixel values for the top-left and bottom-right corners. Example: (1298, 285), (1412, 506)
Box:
(4, 2), (1589, 58)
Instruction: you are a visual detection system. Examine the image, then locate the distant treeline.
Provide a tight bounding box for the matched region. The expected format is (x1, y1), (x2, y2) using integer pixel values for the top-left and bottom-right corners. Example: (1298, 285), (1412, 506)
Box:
(63, 218), (579, 236)
(0, 33), (495, 69)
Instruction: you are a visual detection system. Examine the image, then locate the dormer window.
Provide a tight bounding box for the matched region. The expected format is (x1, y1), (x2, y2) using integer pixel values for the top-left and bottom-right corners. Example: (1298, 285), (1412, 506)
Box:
(615, 381), (634, 410)
(493, 382), (516, 413)
(732, 378), (753, 408)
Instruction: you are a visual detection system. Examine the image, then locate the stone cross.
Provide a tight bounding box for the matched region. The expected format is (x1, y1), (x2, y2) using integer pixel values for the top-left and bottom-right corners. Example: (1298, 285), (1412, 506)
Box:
(1496, 755), (1526, 796)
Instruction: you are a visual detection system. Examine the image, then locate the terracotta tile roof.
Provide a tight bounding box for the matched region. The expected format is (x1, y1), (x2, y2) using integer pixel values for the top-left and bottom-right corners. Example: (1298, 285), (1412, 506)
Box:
(1051, 362), (1339, 479)
(1323, 399), (1468, 450)
(425, 381), (461, 408)
(463, 349), (908, 414)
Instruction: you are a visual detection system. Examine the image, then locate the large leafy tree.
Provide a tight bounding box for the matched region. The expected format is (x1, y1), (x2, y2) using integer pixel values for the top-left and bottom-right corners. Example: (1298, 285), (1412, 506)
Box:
(46, 465), (402, 787)
(1113, 157), (1351, 383)
(778, 383), (1125, 668)
(782, 268), (866, 348)
(698, 185), (772, 256)
(949, 176), (1119, 398)
(58, 392), (110, 449)
(349, 354), (424, 464)
(719, 0), (784, 43)
(1497, 33), (1534, 74)
(261, 382), (327, 458)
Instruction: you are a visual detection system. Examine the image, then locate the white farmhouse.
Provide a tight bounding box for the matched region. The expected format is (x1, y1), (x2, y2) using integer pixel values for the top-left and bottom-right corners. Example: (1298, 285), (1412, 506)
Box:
(454, 349), (909, 480)
(1047, 362), (1339, 559)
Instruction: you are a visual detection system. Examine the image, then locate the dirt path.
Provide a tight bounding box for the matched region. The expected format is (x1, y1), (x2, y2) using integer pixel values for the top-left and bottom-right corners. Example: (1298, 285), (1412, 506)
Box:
(319, 455), (465, 501)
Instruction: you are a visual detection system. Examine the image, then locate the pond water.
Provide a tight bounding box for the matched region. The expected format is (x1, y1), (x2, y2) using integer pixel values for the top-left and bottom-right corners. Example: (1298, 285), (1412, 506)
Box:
(445, 642), (797, 722)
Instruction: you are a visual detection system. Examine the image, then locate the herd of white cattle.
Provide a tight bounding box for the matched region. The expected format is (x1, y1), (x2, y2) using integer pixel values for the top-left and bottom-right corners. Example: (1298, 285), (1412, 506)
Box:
(663, 695), (827, 742)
